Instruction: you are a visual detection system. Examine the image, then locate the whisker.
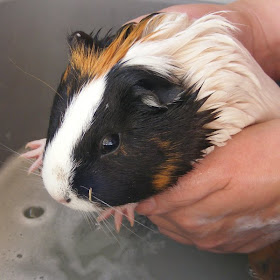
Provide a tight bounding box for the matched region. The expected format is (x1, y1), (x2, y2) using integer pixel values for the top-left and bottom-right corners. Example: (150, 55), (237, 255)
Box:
(80, 198), (119, 242)
(80, 185), (156, 233)
(87, 211), (112, 240)
(0, 142), (35, 164)
(101, 216), (122, 247)
(23, 170), (41, 177)
(81, 210), (95, 231)
(0, 158), (42, 178)
(70, 198), (114, 241)
(18, 168), (41, 177)
(85, 211), (98, 229)
(88, 213), (98, 227)
(119, 221), (147, 241)
(8, 57), (62, 98)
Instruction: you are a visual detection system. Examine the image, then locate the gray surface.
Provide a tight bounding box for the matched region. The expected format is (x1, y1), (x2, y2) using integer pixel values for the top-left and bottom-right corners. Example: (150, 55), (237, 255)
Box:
(0, 0), (248, 279)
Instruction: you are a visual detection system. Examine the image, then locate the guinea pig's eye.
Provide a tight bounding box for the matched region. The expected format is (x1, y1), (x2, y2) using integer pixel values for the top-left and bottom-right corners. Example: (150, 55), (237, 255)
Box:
(101, 134), (120, 155)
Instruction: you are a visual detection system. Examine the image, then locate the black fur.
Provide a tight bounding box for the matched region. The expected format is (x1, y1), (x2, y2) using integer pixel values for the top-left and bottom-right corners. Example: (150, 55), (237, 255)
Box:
(46, 28), (217, 208)
(70, 65), (216, 207)
(45, 79), (68, 147)
(46, 29), (119, 147)
(68, 30), (115, 52)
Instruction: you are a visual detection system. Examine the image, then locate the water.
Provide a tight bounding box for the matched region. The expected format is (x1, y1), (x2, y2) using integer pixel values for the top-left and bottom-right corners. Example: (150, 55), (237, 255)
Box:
(0, 154), (248, 280)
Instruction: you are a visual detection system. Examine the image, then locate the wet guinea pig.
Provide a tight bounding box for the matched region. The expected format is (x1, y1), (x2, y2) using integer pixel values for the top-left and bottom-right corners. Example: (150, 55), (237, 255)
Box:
(23, 13), (280, 227)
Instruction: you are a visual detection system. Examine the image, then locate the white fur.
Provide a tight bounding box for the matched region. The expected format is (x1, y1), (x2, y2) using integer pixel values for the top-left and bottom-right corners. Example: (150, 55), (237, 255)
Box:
(42, 77), (107, 211)
(123, 13), (280, 150)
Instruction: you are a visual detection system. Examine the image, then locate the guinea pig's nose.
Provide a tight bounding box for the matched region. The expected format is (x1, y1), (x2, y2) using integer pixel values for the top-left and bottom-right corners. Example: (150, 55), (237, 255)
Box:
(57, 198), (71, 204)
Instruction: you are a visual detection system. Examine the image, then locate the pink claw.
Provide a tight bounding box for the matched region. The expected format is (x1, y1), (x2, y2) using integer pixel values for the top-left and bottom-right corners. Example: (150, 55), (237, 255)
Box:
(124, 204), (136, 227)
(114, 211), (123, 233)
(21, 138), (46, 174)
(97, 203), (137, 232)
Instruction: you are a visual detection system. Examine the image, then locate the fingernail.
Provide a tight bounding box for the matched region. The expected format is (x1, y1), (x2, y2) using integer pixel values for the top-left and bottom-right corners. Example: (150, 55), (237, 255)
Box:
(135, 198), (156, 215)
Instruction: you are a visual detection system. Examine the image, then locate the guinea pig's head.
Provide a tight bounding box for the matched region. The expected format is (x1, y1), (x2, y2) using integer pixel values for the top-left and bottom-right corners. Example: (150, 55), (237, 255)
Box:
(41, 13), (241, 212)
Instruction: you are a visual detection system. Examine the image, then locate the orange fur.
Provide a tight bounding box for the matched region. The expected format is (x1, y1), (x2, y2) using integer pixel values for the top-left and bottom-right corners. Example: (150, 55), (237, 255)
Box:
(150, 137), (171, 149)
(151, 137), (181, 190)
(69, 15), (166, 80)
(66, 84), (71, 96)
(62, 65), (71, 83)
(119, 146), (128, 156)
(153, 155), (180, 190)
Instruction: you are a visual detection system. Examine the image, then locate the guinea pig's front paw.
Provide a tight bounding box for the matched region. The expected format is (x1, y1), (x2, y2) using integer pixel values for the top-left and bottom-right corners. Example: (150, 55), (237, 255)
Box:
(98, 203), (138, 233)
(21, 138), (46, 174)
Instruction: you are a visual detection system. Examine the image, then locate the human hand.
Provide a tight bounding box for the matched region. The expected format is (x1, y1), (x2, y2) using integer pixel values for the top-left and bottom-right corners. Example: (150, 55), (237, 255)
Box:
(136, 120), (280, 253)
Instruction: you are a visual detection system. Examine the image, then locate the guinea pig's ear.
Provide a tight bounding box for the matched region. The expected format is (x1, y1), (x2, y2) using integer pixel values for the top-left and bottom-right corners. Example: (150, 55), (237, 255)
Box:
(134, 76), (184, 108)
(68, 31), (94, 50)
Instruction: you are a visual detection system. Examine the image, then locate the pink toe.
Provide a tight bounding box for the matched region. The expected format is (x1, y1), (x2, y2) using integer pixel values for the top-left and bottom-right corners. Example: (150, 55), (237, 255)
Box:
(126, 206), (136, 227)
(28, 157), (42, 174)
(21, 149), (42, 159)
(114, 211), (123, 233)
(25, 139), (46, 149)
(97, 209), (114, 222)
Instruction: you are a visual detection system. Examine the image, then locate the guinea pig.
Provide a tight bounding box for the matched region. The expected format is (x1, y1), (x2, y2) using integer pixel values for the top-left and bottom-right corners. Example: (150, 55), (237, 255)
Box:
(22, 12), (280, 228)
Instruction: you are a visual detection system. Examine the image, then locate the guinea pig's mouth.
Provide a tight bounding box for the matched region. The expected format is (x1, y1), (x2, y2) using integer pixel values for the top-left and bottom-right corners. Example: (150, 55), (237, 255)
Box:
(54, 191), (103, 213)
(56, 197), (71, 204)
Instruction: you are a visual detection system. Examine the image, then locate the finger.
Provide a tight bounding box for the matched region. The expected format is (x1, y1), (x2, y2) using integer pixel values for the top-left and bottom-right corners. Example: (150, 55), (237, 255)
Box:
(235, 233), (280, 254)
(158, 226), (224, 254)
(158, 227), (193, 245)
(209, 229), (265, 253)
(148, 214), (190, 238)
(148, 207), (223, 240)
(157, 217), (226, 253)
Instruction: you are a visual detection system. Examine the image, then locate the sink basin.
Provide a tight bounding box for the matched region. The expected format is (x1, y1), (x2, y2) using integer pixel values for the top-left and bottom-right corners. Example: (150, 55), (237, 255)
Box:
(0, 0), (249, 279)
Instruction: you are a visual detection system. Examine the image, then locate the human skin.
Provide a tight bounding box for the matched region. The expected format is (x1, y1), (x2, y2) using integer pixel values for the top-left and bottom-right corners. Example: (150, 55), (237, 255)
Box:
(134, 0), (280, 253)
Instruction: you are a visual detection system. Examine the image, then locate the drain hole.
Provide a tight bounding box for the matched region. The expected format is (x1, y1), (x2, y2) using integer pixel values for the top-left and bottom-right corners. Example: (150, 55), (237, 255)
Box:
(23, 207), (44, 219)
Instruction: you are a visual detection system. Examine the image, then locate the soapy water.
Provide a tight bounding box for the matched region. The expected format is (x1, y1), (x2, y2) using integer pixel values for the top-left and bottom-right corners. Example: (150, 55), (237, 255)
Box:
(49, 208), (163, 280)
(0, 153), (248, 280)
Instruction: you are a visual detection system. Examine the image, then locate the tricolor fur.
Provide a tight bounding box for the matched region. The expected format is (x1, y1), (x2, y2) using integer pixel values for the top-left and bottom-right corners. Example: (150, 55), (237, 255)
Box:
(41, 13), (280, 212)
